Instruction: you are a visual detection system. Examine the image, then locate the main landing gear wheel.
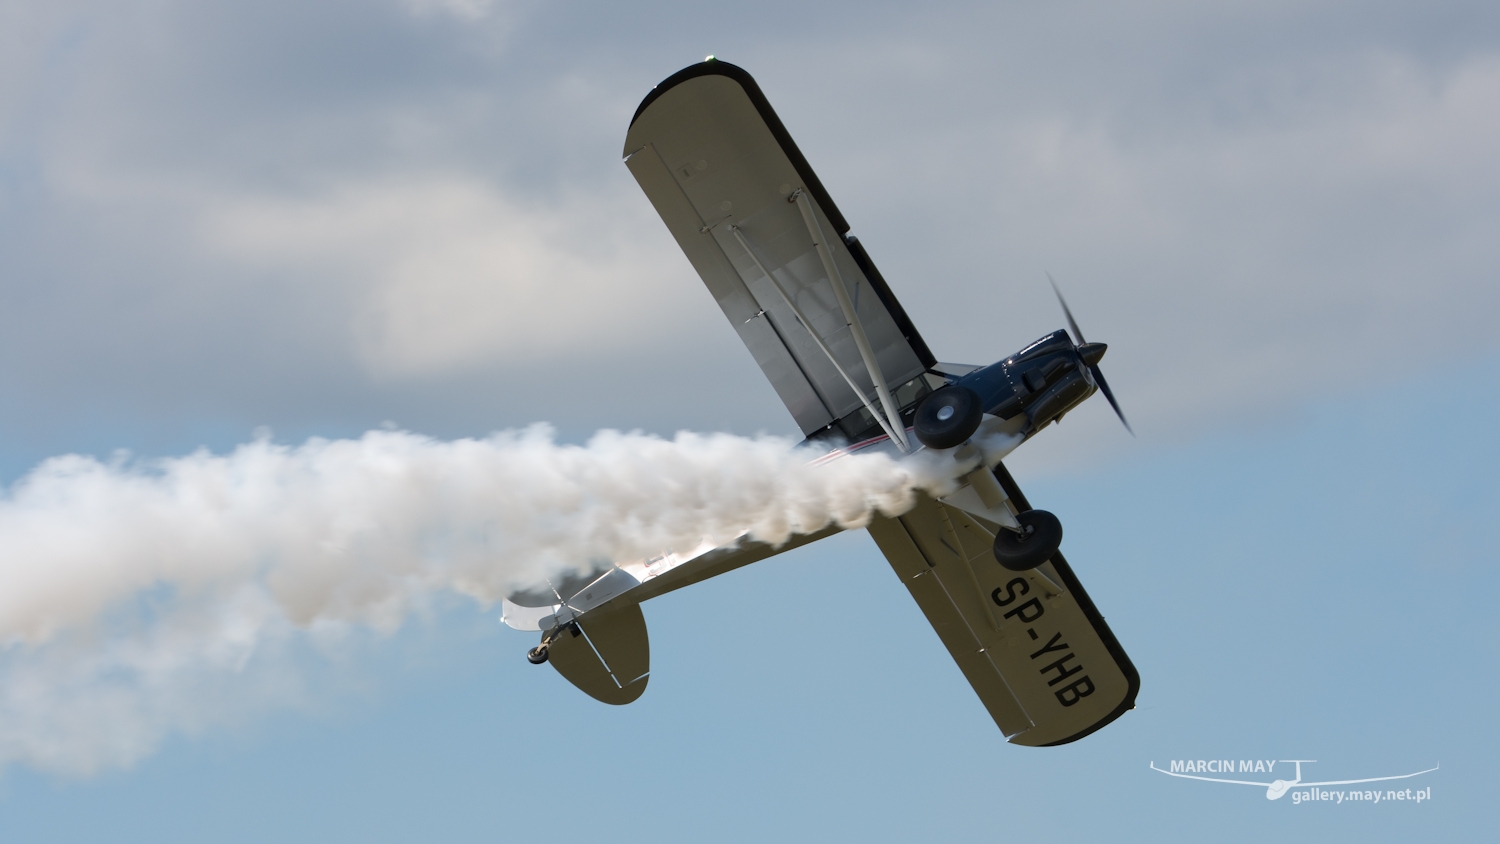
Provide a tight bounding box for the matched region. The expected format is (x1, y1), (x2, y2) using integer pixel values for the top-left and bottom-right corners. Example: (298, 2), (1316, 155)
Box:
(913, 385), (984, 450)
(526, 645), (550, 665)
(992, 509), (1063, 572)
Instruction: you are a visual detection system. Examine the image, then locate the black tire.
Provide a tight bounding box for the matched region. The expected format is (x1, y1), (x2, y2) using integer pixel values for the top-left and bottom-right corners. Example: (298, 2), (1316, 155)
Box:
(526, 645), (550, 665)
(913, 385), (984, 450)
(992, 509), (1063, 571)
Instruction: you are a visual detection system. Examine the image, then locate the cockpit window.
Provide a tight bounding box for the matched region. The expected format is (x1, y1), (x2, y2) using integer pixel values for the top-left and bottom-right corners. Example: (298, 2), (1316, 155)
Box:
(829, 375), (934, 443)
(891, 374), (933, 412)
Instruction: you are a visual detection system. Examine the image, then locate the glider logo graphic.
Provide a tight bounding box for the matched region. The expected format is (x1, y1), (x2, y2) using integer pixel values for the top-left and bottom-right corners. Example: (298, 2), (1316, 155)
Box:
(1150, 759), (1438, 803)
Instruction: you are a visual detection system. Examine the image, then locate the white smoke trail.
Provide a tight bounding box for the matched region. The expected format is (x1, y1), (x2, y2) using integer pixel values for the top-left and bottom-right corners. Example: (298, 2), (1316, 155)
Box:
(0, 425), (963, 775)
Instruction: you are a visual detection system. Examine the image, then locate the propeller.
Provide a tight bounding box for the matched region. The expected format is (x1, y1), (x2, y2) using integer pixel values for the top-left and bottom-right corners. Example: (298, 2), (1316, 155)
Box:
(1047, 273), (1133, 435)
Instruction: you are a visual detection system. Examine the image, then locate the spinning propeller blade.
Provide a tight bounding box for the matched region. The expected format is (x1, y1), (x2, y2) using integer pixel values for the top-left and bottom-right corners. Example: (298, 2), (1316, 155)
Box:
(1091, 367), (1132, 435)
(1048, 273), (1087, 345)
(1048, 274), (1133, 436)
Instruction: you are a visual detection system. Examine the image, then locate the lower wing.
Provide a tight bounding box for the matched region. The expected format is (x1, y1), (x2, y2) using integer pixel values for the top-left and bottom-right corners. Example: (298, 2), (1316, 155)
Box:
(866, 463), (1139, 746)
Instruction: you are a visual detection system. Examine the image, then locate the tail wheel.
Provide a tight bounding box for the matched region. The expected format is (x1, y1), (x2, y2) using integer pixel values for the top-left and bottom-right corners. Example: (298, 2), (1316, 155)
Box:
(526, 645), (550, 665)
(992, 509), (1063, 572)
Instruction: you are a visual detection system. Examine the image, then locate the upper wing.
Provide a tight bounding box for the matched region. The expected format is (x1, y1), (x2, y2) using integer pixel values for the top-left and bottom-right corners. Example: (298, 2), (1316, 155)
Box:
(624, 61), (936, 439)
(865, 462), (1139, 745)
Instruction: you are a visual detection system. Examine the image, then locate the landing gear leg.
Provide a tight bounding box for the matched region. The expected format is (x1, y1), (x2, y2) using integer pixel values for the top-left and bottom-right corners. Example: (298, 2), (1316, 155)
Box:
(525, 621), (580, 665)
(991, 509), (1063, 572)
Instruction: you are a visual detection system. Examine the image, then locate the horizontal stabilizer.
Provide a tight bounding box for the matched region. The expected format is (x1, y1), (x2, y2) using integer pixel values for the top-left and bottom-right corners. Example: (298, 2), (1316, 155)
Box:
(547, 603), (651, 706)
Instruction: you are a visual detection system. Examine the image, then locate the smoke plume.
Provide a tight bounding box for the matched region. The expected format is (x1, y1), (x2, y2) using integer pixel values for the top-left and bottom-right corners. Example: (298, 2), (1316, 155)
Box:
(0, 425), (962, 775)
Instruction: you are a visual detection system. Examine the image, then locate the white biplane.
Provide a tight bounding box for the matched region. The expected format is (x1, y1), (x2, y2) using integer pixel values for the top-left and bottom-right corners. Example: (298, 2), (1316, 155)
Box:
(503, 59), (1139, 747)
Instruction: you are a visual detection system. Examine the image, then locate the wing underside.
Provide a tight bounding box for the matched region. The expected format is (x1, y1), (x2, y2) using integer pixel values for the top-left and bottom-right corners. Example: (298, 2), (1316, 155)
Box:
(608, 62), (1138, 741)
(866, 462), (1139, 745)
(624, 61), (936, 439)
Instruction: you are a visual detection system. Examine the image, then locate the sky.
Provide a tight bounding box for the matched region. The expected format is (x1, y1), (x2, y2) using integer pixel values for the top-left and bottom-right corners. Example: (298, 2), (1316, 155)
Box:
(1, 0), (1497, 840)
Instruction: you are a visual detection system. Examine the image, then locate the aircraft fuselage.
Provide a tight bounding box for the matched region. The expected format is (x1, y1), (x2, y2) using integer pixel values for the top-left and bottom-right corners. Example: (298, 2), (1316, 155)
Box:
(955, 329), (1103, 440)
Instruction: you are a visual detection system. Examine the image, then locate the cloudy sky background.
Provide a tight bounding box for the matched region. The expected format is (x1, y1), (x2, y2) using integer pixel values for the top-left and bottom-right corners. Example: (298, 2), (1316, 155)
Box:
(1, 0), (1496, 840)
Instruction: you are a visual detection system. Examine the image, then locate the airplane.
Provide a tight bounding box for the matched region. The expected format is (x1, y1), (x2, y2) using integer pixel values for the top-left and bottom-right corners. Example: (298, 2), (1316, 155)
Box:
(502, 58), (1140, 747)
(1149, 760), (1440, 800)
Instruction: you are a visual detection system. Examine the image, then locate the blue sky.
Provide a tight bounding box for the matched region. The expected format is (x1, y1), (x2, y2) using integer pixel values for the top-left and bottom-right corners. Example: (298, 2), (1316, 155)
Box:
(1, 1), (1497, 840)
(4, 354), (1493, 842)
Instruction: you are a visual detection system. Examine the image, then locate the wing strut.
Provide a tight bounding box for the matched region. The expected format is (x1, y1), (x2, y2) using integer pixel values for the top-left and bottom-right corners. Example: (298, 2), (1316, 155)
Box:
(728, 224), (908, 450)
(791, 190), (911, 453)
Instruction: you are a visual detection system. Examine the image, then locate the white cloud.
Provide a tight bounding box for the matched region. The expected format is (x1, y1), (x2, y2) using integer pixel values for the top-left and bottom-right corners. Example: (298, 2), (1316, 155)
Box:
(7, 1), (1494, 451)
(814, 43), (1500, 459)
(201, 176), (692, 378)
